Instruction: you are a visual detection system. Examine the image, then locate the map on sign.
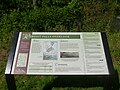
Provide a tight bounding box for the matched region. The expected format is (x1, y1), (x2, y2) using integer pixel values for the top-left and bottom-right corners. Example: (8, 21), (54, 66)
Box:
(11, 32), (109, 75)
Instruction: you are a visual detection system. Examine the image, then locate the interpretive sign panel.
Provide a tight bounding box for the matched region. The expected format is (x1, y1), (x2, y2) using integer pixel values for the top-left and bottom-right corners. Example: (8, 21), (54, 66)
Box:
(11, 32), (109, 75)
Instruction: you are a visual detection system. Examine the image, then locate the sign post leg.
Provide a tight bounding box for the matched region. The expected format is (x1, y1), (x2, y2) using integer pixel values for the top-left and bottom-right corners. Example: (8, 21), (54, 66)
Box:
(103, 76), (112, 90)
(5, 74), (16, 90)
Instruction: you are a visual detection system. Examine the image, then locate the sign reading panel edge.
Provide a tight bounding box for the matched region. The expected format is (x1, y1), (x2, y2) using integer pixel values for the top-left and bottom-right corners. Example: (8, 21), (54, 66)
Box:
(5, 32), (19, 74)
(101, 32), (115, 75)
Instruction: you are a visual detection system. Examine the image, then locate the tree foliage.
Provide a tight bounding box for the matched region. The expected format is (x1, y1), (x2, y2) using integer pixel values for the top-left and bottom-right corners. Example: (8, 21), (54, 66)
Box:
(0, 0), (119, 35)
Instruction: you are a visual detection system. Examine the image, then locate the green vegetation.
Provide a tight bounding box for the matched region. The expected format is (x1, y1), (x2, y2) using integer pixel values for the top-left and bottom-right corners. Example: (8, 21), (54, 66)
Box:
(0, 0), (120, 90)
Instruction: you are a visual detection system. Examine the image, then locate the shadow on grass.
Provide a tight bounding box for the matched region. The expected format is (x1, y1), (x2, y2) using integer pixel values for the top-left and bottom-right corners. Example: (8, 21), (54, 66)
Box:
(112, 70), (120, 90)
(43, 70), (119, 90)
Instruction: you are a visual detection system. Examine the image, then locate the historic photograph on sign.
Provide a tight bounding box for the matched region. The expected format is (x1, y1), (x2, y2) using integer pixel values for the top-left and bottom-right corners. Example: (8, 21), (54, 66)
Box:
(60, 52), (79, 58)
(43, 41), (58, 60)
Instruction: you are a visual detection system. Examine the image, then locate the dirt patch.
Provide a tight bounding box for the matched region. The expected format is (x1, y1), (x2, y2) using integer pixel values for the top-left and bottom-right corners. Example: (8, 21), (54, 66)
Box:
(0, 49), (8, 60)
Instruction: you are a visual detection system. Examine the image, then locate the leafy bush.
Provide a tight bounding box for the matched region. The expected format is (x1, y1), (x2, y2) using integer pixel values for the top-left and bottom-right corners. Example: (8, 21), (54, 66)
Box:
(0, 0), (118, 34)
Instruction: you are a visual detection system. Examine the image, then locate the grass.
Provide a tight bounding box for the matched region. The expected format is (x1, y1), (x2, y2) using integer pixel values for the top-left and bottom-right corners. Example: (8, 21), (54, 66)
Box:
(107, 31), (120, 75)
(0, 1), (120, 90)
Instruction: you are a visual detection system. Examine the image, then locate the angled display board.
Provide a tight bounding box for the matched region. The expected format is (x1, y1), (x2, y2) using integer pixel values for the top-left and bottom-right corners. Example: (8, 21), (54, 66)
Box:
(11, 32), (109, 75)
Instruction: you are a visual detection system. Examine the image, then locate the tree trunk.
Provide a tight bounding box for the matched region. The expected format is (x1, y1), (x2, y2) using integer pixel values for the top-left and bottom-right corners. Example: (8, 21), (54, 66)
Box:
(33, 0), (37, 9)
